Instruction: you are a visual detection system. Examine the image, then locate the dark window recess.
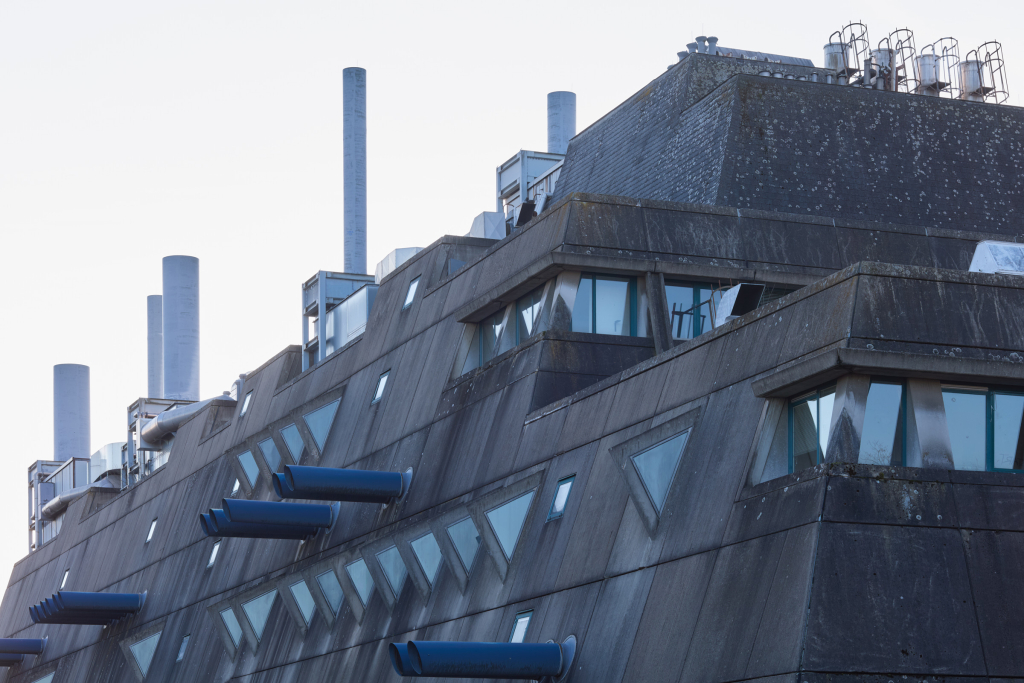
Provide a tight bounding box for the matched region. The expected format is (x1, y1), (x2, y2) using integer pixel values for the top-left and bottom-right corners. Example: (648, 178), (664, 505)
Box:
(572, 274), (637, 336)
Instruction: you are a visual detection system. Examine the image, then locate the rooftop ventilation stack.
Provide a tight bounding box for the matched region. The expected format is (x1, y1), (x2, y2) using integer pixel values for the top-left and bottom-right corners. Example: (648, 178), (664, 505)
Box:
(147, 295), (163, 398)
(162, 256), (199, 402)
(344, 67), (367, 275)
(547, 91), (577, 155)
(53, 364), (90, 461)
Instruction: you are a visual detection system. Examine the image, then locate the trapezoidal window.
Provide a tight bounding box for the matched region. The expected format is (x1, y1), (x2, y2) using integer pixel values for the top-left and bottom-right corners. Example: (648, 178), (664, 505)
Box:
(547, 475), (575, 521)
(237, 451), (259, 488)
(485, 491), (535, 560)
(303, 399), (340, 451)
(509, 610), (532, 643)
(241, 589), (277, 642)
(219, 607), (242, 648)
(376, 545), (408, 598)
(631, 431), (689, 514)
(316, 569), (345, 616)
(516, 286), (544, 344)
(346, 559), (375, 607)
(176, 634), (190, 662)
(128, 631), (161, 677)
(446, 517), (481, 572)
(257, 438), (282, 472)
(288, 579), (316, 626)
(571, 274), (637, 336)
(280, 424), (305, 461)
(411, 532), (443, 587)
(403, 277), (420, 309)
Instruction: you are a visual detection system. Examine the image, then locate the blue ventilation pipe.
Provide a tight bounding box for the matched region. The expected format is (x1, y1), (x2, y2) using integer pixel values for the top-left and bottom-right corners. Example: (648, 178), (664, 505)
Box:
(0, 654), (23, 666)
(198, 510), (319, 540)
(221, 498), (335, 527)
(389, 637), (576, 681)
(29, 591), (145, 625)
(273, 464), (410, 503)
(0, 638), (46, 655)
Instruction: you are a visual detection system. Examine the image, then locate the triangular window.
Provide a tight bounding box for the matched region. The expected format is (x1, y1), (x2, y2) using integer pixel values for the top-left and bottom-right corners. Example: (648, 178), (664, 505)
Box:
(485, 491), (535, 560)
(241, 590), (277, 642)
(446, 517), (481, 571)
(129, 631), (161, 677)
(376, 546), (407, 597)
(303, 400), (340, 450)
(631, 431), (689, 513)
(411, 532), (443, 586)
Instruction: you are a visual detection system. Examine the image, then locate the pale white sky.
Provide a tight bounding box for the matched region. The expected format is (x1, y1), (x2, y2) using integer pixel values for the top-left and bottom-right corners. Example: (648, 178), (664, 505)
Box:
(0, 0), (1020, 586)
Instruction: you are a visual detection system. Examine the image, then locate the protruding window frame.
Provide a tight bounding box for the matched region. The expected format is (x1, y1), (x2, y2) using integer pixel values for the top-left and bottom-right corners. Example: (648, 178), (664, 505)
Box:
(547, 475), (576, 521)
(372, 370), (390, 404)
(403, 276), (420, 310)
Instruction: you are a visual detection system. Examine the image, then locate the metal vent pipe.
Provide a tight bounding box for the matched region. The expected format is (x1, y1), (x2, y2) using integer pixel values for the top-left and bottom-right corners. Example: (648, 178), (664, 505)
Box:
(54, 364), (90, 461)
(162, 256), (199, 401)
(147, 295), (163, 398)
(395, 639), (575, 680)
(547, 91), (577, 155)
(0, 638), (46, 655)
(344, 67), (367, 274)
(274, 464), (410, 503)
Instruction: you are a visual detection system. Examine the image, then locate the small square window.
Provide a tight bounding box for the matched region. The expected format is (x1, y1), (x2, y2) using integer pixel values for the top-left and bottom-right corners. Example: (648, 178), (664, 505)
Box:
(372, 371), (390, 404)
(208, 541), (221, 568)
(60, 569), (69, 590)
(547, 475), (575, 520)
(146, 519), (158, 543)
(509, 610), (532, 643)
(176, 633), (190, 662)
(403, 277), (420, 309)
(240, 391), (253, 417)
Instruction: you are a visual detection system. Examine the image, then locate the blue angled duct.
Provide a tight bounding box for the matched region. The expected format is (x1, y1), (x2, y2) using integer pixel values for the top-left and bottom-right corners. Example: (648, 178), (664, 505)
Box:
(221, 498), (336, 527)
(198, 509), (320, 540)
(29, 591), (146, 626)
(0, 637), (46, 655)
(274, 464), (409, 503)
(0, 653), (24, 666)
(390, 637), (576, 681)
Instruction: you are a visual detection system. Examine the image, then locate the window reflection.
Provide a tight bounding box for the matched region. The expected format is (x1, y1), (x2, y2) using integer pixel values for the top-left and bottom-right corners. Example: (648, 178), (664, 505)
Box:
(994, 393), (1024, 470)
(858, 382), (904, 465)
(789, 385), (835, 473)
(665, 282), (722, 340)
(942, 388), (987, 471)
(572, 274), (636, 336)
(516, 287), (544, 343)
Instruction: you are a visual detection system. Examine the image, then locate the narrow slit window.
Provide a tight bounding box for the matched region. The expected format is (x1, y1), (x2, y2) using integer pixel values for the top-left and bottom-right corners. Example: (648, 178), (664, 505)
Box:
(237, 451), (259, 487)
(631, 431), (690, 514)
(509, 610), (532, 643)
(942, 387), (988, 471)
(60, 569), (69, 590)
(372, 371), (390, 404)
(547, 475), (576, 520)
(411, 532), (443, 586)
(376, 546), (408, 598)
(289, 579), (317, 626)
(993, 391), (1024, 471)
(303, 399), (340, 451)
(241, 590), (277, 642)
(316, 569), (345, 616)
(208, 541), (221, 568)
(346, 559), (375, 607)
(446, 517), (481, 572)
(280, 424), (305, 461)
(485, 491), (535, 560)
(257, 438), (282, 472)
(129, 631), (161, 677)
(220, 607), (242, 647)
(858, 381), (905, 466)
(231, 479), (240, 496)
(516, 286), (545, 344)
(404, 277), (420, 309)
(146, 519), (157, 543)
(176, 634), (190, 662)
(239, 391), (253, 417)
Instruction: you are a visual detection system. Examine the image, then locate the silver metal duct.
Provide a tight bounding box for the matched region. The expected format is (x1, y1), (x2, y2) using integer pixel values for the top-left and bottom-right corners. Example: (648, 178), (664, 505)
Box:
(140, 395), (226, 444)
(53, 364), (90, 461)
(547, 91), (576, 155)
(40, 478), (117, 521)
(162, 256), (199, 401)
(147, 294), (163, 398)
(344, 67), (367, 274)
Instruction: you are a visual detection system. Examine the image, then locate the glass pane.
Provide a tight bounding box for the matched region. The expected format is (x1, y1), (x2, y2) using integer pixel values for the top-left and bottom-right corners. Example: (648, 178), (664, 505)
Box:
(571, 276), (593, 332)
(404, 277), (420, 308)
(316, 570), (345, 616)
(289, 580), (317, 626)
(485, 491), (535, 559)
(791, 398), (818, 472)
(411, 532), (443, 586)
(666, 285), (695, 340)
(446, 517), (481, 572)
(549, 476), (575, 519)
(517, 287), (544, 342)
(31, 676), (54, 683)
(231, 479), (240, 496)
(280, 424), (305, 462)
(462, 327), (481, 374)
(696, 289), (724, 335)
(760, 405), (791, 484)
(176, 634), (190, 662)
(346, 559), (375, 606)
(60, 569), (69, 589)
(241, 590), (277, 641)
(146, 519), (157, 543)
(208, 541), (220, 568)
(238, 451), (259, 487)
(376, 546), (408, 597)
(859, 383), (904, 465)
(818, 386), (835, 459)
(373, 372), (389, 403)
(510, 612), (532, 643)
(129, 631), (161, 676)
(220, 607), (242, 647)
(258, 438), (282, 473)
(303, 399), (340, 450)
(481, 309), (506, 363)
(240, 391), (253, 416)
(943, 391), (987, 471)
(631, 431), (689, 513)
(994, 393), (1024, 470)
(595, 277), (630, 335)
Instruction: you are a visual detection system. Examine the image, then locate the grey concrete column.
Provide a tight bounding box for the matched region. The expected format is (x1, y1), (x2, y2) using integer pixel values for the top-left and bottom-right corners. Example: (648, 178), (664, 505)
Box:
(162, 255), (200, 401)
(906, 378), (955, 468)
(344, 67), (367, 274)
(824, 374), (871, 463)
(645, 272), (673, 355)
(547, 91), (576, 155)
(147, 295), (163, 398)
(54, 364), (90, 461)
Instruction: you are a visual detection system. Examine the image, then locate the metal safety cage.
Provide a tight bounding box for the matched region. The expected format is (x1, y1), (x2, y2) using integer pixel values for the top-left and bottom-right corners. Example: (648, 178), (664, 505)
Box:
(918, 38), (960, 98)
(30, 591), (146, 625)
(879, 29), (918, 93)
(826, 21), (870, 81)
(273, 464), (412, 505)
(389, 637), (576, 682)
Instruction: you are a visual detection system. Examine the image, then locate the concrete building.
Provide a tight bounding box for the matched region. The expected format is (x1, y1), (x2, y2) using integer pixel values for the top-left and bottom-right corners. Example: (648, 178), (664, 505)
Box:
(4, 32), (1024, 683)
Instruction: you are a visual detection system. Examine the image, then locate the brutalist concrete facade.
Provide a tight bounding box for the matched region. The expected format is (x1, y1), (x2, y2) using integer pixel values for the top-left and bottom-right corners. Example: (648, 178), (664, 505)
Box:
(4, 51), (1024, 683)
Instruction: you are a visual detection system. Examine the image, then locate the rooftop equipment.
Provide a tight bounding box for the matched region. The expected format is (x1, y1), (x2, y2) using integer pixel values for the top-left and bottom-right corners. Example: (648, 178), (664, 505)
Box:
(53, 364), (90, 462)
(826, 22), (870, 80)
(344, 67), (367, 275)
(714, 284), (766, 327)
(162, 256), (199, 401)
(199, 498), (338, 540)
(273, 464), (412, 504)
(29, 591), (146, 626)
(917, 38), (960, 97)
(147, 294), (163, 398)
(389, 637), (577, 681)
(301, 270), (377, 370)
(547, 92), (576, 155)
(880, 29), (918, 93)
(961, 42), (1009, 103)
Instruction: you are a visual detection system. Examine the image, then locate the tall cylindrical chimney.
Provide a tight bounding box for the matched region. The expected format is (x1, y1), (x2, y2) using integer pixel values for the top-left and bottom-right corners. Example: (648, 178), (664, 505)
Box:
(162, 256), (199, 401)
(547, 91), (577, 155)
(343, 67), (367, 274)
(54, 364), (90, 461)
(147, 295), (163, 398)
